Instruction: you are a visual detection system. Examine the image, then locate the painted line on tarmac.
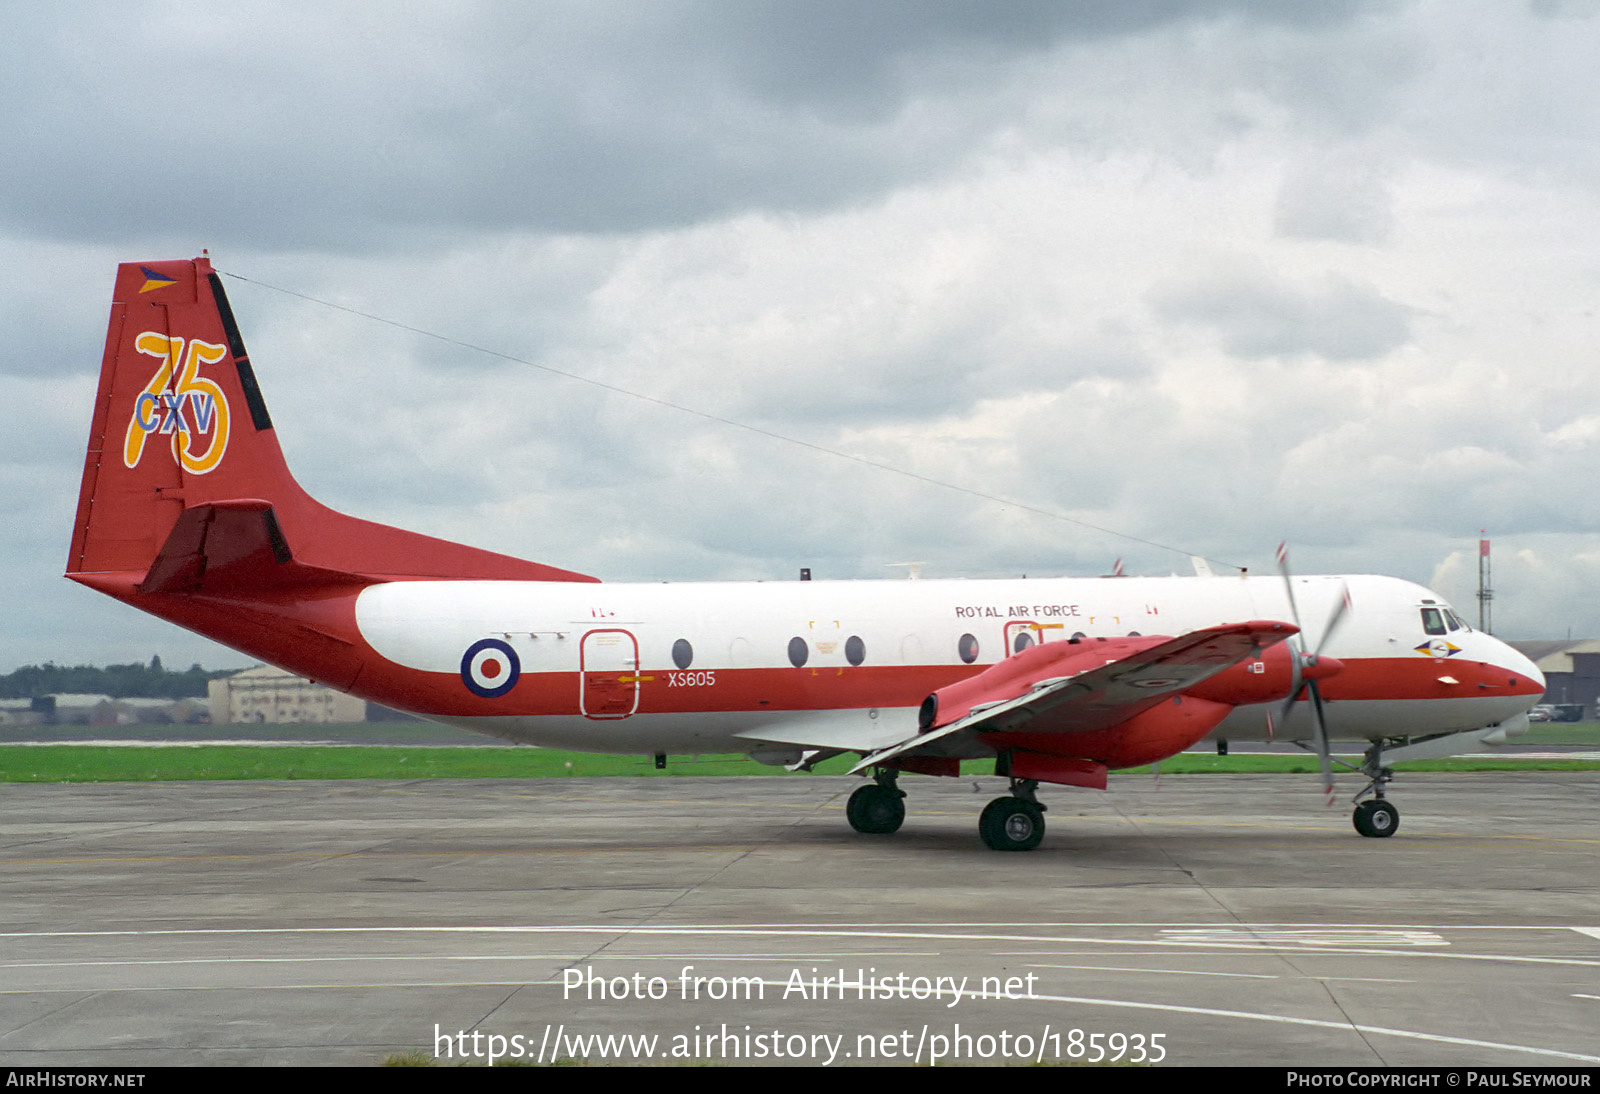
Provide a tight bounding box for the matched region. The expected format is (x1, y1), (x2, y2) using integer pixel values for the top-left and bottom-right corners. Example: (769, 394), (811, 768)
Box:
(6, 923), (1599, 968)
(1, 956), (1592, 1064)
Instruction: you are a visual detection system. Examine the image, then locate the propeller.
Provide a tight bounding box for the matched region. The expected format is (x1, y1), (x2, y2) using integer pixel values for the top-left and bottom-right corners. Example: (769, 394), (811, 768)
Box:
(1276, 543), (1351, 804)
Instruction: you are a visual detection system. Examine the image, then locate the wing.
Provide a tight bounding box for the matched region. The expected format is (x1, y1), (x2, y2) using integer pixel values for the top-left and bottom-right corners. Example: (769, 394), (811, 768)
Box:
(734, 714), (911, 754)
(847, 620), (1296, 775)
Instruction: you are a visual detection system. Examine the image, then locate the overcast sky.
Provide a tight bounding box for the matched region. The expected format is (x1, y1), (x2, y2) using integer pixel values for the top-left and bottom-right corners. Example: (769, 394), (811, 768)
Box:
(5, 0), (1600, 672)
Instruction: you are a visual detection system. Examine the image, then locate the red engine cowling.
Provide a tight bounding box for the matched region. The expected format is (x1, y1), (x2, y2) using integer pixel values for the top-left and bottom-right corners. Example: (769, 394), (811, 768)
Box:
(986, 694), (1234, 772)
(1185, 641), (1341, 705)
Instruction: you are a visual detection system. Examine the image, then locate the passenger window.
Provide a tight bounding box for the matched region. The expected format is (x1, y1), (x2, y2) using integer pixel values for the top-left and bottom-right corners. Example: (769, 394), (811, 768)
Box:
(845, 636), (865, 666)
(1013, 632), (1034, 654)
(1420, 608), (1446, 636)
(958, 633), (980, 664)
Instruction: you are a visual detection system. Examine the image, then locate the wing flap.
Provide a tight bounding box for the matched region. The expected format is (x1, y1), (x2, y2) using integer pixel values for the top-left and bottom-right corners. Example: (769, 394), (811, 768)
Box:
(734, 712), (913, 753)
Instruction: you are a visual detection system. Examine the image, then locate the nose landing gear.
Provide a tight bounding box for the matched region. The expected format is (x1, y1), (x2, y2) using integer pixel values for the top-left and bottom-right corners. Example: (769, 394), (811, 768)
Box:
(1353, 796), (1399, 837)
(1353, 742), (1398, 838)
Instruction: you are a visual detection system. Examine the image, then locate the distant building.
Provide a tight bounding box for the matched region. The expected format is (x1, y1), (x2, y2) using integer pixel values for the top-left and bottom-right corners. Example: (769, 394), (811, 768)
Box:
(0, 694), (206, 727)
(207, 665), (368, 725)
(1508, 640), (1600, 717)
(0, 698), (38, 726)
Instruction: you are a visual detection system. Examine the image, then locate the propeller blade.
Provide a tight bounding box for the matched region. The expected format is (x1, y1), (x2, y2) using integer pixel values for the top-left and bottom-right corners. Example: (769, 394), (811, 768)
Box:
(1276, 544), (1344, 805)
(1277, 679), (1304, 728)
(1276, 542), (1305, 635)
(1308, 680), (1335, 805)
(1312, 582), (1353, 661)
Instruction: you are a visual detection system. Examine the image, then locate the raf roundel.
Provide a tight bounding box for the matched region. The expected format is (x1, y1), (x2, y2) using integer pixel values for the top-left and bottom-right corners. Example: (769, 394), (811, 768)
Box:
(461, 638), (521, 698)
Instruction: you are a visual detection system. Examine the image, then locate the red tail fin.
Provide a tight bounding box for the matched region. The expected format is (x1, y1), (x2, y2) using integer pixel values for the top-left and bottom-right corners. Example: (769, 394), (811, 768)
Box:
(68, 256), (596, 595)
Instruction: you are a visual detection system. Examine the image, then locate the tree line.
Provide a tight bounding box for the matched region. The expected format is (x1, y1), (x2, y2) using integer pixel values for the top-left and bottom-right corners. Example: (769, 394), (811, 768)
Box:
(0, 656), (238, 700)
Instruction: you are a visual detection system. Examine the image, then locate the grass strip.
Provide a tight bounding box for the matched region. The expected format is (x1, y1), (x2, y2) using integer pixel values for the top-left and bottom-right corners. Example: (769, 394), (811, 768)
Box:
(0, 746), (854, 782)
(0, 745), (1594, 783)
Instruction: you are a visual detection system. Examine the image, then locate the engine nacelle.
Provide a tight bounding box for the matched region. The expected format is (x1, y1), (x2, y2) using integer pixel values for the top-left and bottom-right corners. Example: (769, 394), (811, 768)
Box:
(1185, 641), (1342, 706)
(987, 694), (1234, 772)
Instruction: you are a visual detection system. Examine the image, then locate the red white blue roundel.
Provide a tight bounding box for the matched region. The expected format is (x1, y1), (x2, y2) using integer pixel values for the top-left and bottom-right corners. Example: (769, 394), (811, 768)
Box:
(461, 639), (520, 698)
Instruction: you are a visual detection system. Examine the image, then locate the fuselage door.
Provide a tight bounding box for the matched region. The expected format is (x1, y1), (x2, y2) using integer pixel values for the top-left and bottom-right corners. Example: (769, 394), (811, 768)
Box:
(1004, 620), (1044, 656)
(581, 628), (640, 719)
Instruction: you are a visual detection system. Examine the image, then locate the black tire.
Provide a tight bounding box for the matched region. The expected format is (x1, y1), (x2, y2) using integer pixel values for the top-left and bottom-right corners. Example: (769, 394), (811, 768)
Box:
(1353, 799), (1399, 838)
(979, 797), (1045, 852)
(846, 785), (905, 835)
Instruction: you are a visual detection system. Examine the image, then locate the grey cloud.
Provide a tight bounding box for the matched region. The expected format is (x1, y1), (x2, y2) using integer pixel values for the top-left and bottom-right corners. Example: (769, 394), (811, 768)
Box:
(0, 7), (956, 248)
(15, 1), (1600, 668)
(0, 2), (1387, 253)
(1152, 271), (1415, 360)
(1529, 0), (1600, 17)
(702, 322), (1156, 429)
(0, 246), (113, 377)
(697, 0), (1380, 109)
(1274, 155), (1396, 243)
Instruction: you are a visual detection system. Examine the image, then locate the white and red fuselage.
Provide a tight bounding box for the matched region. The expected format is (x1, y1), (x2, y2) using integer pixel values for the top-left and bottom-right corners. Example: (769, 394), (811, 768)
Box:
(347, 573), (1541, 758)
(67, 257), (1544, 830)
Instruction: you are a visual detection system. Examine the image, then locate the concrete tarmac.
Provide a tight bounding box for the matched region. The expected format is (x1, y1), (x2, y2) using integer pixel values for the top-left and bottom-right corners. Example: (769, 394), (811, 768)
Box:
(2, 772), (1597, 1067)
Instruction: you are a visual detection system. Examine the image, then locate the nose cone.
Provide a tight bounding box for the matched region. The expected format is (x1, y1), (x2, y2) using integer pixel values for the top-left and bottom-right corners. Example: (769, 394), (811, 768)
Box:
(1489, 638), (1545, 698)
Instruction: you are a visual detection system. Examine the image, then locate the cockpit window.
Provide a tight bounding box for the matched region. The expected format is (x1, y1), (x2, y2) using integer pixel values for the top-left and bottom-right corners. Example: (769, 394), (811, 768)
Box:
(1421, 607), (1447, 635)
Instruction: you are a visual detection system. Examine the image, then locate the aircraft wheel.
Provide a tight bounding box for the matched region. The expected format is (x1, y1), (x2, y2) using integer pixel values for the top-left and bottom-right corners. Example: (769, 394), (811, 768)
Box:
(1353, 799), (1399, 838)
(846, 785), (905, 835)
(979, 797), (1045, 852)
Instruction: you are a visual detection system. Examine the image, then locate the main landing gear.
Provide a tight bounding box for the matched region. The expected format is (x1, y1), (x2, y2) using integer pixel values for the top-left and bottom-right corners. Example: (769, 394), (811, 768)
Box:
(847, 771), (1048, 850)
(846, 771), (905, 835)
(979, 781), (1046, 852)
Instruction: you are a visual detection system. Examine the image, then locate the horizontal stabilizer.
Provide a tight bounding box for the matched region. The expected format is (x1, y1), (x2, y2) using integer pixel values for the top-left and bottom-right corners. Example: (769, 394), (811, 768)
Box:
(139, 500), (362, 594)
